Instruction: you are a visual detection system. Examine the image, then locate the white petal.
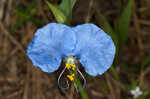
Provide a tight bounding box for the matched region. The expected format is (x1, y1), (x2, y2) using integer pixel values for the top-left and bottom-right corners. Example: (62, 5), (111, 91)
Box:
(131, 90), (136, 95)
(135, 87), (140, 92)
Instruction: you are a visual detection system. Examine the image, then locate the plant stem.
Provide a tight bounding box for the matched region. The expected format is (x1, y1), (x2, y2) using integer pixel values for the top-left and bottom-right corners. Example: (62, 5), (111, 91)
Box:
(69, 70), (88, 99)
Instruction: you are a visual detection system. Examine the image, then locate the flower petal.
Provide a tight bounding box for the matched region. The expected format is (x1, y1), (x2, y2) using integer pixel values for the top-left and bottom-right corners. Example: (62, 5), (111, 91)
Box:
(72, 24), (116, 76)
(27, 23), (76, 72)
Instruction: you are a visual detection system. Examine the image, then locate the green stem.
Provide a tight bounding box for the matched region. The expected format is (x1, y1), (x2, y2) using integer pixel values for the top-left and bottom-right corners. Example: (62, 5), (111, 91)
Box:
(74, 74), (88, 99)
(69, 70), (88, 99)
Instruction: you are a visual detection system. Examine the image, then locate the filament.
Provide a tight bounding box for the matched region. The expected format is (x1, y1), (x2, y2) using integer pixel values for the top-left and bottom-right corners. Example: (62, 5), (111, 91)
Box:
(57, 67), (69, 90)
(76, 66), (86, 90)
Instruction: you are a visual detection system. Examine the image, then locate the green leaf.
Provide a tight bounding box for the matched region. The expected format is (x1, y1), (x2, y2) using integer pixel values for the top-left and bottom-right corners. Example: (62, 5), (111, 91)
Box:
(59, 0), (77, 15)
(115, 0), (134, 48)
(137, 95), (146, 99)
(110, 66), (120, 81)
(143, 89), (150, 96)
(11, 0), (40, 33)
(59, 0), (77, 24)
(46, 1), (66, 23)
(29, 17), (43, 25)
(14, 9), (29, 19)
(10, 17), (25, 33)
(131, 78), (137, 89)
(26, 0), (37, 14)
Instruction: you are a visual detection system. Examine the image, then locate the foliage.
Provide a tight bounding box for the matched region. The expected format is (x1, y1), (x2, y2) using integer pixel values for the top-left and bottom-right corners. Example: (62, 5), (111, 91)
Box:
(11, 0), (42, 33)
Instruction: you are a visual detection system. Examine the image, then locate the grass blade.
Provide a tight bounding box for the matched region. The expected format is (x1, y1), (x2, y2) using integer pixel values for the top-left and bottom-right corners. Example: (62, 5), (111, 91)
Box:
(115, 0), (134, 48)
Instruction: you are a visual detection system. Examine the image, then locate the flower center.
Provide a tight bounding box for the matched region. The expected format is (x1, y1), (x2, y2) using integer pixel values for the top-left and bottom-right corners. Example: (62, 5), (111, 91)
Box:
(65, 56), (77, 81)
(65, 63), (76, 81)
(58, 56), (86, 90)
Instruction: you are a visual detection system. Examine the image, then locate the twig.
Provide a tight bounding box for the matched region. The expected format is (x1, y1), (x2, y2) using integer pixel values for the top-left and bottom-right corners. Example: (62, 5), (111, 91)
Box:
(132, 3), (144, 57)
(139, 66), (150, 87)
(139, 19), (150, 26)
(32, 67), (37, 99)
(22, 62), (30, 99)
(0, 0), (7, 20)
(105, 73), (116, 99)
(6, 89), (23, 99)
(109, 74), (127, 91)
(38, 0), (49, 23)
(0, 21), (25, 54)
(67, 83), (75, 99)
(36, 69), (46, 99)
(85, 0), (94, 22)
(22, 23), (34, 99)
(4, 0), (13, 26)
(140, 0), (146, 18)
(3, 36), (9, 60)
(133, 3), (145, 87)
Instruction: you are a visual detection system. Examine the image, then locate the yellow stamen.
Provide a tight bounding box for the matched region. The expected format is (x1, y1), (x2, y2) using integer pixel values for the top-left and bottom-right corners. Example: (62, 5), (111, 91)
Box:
(65, 63), (71, 69)
(67, 73), (75, 81)
(71, 64), (76, 70)
(65, 63), (76, 71)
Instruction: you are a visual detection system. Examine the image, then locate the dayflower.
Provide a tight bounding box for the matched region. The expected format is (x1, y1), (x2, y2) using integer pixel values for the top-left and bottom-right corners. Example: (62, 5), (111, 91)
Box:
(26, 23), (116, 89)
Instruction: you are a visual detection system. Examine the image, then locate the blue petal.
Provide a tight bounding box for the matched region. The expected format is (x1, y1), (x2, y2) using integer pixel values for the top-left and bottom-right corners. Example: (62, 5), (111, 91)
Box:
(72, 24), (116, 76)
(27, 23), (76, 72)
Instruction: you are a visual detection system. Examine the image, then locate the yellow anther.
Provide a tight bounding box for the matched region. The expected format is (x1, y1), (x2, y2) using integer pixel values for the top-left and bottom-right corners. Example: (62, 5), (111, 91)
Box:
(72, 73), (75, 77)
(67, 73), (75, 81)
(65, 63), (76, 71)
(65, 64), (71, 70)
(71, 64), (76, 70)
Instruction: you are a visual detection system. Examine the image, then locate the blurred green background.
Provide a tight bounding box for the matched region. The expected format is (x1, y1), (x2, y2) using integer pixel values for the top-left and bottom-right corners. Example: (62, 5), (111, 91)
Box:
(0, 0), (150, 99)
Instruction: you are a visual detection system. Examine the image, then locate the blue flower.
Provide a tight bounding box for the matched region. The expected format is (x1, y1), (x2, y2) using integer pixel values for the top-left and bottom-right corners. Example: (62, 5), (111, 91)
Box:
(27, 23), (116, 76)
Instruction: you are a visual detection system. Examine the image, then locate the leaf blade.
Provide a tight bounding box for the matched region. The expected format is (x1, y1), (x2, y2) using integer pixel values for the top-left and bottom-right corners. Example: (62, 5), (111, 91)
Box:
(59, 0), (77, 23)
(46, 1), (66, 23)
(115, 0), (134, 47)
